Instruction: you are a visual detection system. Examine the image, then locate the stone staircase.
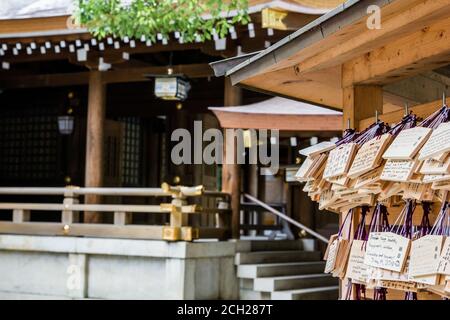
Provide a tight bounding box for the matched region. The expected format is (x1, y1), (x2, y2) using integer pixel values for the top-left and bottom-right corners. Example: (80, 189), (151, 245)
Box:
(236, 239), (339, 300)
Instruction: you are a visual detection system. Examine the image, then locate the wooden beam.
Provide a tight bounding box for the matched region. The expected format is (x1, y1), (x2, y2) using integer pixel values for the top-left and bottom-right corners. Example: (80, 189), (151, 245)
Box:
(0, 16), (72, 35)
(84, 71), (106, 223)
(359, 97), (450, 129)
(240, 65), (343, 109)
(0, 63), (213, 88)
(212, 111), (342, 131)
(222, 78), (242, 239)
(296, 0), (450, 75)
(343, 15), (450, 87)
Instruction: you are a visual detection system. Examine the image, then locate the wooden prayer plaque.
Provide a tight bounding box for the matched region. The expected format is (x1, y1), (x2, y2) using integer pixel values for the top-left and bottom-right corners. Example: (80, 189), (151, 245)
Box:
(380, 159), (418, 182)
(299, 141), (335, 157)
(345, 240), (368, 283)
(348, 134), (392, 179)
(409, 235), (444, 277)
(420, 155), (450, 175)
(364, 232), (410, 273)
(383, 127), (432, 160)
(437, 237), (450, 276)
(324, 238), (340, 273)
(295, 156), (316, 182)
(419, 122), (450, 161)
(323, 143), (357, 179)
(323, 234), (338, 261)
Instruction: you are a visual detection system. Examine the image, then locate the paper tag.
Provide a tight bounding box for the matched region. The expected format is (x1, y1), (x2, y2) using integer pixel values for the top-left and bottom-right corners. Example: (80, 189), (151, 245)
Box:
(380, 159), (418, 182)
(437, 237), (450, 275)
(345, 240), (368, 283)
(383, 127), (432, 160)
(419, 122), (450, 160)
(364, 232), (410, 273)
(323, 143), (357, 179)
(409, 235), (444, 277)
(348, 134), (392, 179)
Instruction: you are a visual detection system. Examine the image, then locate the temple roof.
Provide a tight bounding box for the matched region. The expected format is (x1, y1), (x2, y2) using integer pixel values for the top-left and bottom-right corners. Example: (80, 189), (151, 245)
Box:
(209, 97), (342, 115)
(0, 0), (333, 20)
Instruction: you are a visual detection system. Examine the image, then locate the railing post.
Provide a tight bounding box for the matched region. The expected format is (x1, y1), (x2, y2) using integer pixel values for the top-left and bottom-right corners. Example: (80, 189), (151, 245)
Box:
(12, 209), (30, 223)
(62, 189), (80, 225)
(114, 212), (132, 225)
(217, 200), (231, 239)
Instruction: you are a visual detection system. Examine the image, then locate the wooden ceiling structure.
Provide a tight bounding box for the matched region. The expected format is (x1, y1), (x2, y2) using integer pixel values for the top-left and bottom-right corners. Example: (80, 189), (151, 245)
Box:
(224, 0), (450, 126)
(218, 0), (450, 299)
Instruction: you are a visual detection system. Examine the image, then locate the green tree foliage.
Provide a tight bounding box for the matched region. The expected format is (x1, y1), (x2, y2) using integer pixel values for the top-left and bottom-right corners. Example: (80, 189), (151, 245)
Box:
(76, 0), (250, 43)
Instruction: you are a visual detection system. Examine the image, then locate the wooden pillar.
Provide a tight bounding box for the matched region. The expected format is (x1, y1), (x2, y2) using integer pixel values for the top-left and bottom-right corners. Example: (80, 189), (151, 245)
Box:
(342, 83), (383, 299)
(222, 78), (242, 239)
(343, 85), (383, 131)
(84, 70), (106, 223)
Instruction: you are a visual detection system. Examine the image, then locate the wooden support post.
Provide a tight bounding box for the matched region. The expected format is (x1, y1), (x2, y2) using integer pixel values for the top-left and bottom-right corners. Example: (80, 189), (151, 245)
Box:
(341, 83), (383, 299)
(84, 70), (106, 223)
(222, 78), (242, 239)
(343, 85), (383, 130)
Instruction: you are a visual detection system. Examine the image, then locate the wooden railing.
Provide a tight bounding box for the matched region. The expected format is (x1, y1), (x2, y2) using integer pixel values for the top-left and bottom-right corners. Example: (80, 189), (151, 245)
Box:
(0, 184), (231, 242)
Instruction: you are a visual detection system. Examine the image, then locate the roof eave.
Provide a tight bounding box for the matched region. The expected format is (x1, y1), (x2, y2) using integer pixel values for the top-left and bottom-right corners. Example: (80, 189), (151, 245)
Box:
(226, 0), (392, 85)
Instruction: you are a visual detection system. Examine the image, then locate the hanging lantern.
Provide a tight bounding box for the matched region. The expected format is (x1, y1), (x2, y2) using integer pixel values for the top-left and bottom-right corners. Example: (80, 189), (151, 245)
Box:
(145, 56), (191, 101)
(58, 108), (74, 135)
(152, 74), (191, 101)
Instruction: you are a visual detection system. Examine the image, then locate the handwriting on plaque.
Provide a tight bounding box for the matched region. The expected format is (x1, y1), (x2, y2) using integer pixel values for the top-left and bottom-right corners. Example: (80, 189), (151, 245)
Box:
(299, 141), (335, 157)
(323, 143), (357, 179)
(437, 237), (450, 276)
(345, 240), (368, 283)
(348, 134), (392, 179)
(324, 239), (339, 273)
(419, 122), (450, 160)
(383, 127), (432, 160)
(409, 235), (444, 278)
(355, 166), (383, 188)
(380, 159), (418, 182)
(420, 156), (450, 175)
(364, 232), (410, 273)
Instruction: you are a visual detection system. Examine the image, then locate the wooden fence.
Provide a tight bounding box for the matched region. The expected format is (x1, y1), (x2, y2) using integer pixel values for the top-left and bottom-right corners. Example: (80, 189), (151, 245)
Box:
(0, 183), (231, 241)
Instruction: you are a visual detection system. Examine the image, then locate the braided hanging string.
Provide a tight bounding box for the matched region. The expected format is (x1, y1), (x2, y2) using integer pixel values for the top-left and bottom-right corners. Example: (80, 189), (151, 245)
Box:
(353, 206), (370, 300)
(354, 121), (390, 146)
(419, 105), (450, 129)
(389, 113), (417, 137)
(420, 202), (432, 238)
(343, 206), (370, 300)
(390, 200), (417, 300)
(336, 128), (359, 146)
(367, 203), (390, 300)
(430, 202), (450, 237)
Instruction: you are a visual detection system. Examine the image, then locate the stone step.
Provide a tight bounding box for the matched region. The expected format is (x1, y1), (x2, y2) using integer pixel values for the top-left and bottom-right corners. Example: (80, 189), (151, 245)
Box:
(239, 289), (271, 300)
(271, 286), (339, 300)
(253, 274), (337, 292)
(236, 239), (315, 253)
(238, 261), (325, 278)
(235, 250), (321, 265)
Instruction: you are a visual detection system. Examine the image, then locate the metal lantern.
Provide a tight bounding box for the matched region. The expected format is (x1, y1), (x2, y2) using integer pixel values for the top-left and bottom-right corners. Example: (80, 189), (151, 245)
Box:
(58, 115), (74, 135)
(153, 75), (191, 101)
